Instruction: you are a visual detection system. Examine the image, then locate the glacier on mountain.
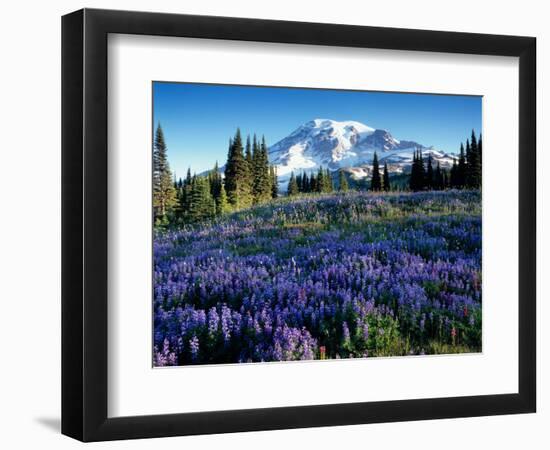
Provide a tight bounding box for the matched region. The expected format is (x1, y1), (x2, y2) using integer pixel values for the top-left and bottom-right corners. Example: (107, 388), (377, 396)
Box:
(268, 119), (457, 181)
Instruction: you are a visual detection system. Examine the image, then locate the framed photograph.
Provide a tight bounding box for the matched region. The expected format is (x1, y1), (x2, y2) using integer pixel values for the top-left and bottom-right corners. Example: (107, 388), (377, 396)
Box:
(62, 8), (536, 442)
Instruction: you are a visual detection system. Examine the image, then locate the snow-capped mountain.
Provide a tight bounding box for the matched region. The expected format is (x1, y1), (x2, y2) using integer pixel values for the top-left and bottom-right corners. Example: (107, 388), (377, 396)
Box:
(268, 119), (456, 181)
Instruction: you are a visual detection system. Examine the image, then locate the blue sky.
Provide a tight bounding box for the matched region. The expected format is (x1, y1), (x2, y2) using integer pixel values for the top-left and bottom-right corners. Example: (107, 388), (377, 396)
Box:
(153, 82), (482, 175)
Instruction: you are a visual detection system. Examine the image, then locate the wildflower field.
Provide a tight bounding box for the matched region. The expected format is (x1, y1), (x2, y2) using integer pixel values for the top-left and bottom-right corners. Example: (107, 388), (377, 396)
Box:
(153, 190), (482, 366)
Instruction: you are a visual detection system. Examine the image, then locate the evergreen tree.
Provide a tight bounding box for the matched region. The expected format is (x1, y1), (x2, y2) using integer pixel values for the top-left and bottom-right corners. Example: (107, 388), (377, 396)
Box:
(245, 135), (253, 168)
(216, 183), (230, 215)
(186, 174), (198, 220)
(418, 150), (426, 190)
(316, 166), (325, 193)
(301, 171), (309, 193)
(270, 166), (278, 199)
(433, 161), (444, 190)
(209, 161), (222, 200)
(478, 133), (482, 171)
(259, 136), (271, 200)
(251, 135), (271, 203)
(179, 167), (193, 217)
(450, 158), (458, 188)
(321, 168), (333, 192)
(409, 151), (418, 191)
(310, 173), (317, 193)
(153, 123), (177, 222)
(370, 152), (382, 191)
(465, 138), (472, 170)
(173, 177), (183, 221)
(466, 130), (481, 189)
(426, 153), (434, 190)
(224, 129), (253, 208)
(186, 175), (216, 222)
(287, 172), (299, 196)
(458, 143), (467, 188)
(417, 150), (423, 190)
(410, 149), (426, 192)
(443, 168), (450, 189)
(244, 135), (254, 198)
(338, 169), (349, 192)
(251, 134), (260, 201)
(296, 172), (303, 192)
(465, 136), (472, 186)
(383, 162), (390, 191)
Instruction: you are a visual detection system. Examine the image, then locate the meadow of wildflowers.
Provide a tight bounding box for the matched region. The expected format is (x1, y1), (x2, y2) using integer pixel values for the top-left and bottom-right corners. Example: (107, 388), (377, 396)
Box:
(153, 190), (481, 366)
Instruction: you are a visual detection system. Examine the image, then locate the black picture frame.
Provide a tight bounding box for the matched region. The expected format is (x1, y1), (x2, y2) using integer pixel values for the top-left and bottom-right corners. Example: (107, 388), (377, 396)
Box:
(62, 8), (536, 442)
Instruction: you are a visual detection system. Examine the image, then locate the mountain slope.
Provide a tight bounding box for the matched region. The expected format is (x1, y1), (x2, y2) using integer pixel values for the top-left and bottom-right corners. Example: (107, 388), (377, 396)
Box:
(268, 119), (456, 181)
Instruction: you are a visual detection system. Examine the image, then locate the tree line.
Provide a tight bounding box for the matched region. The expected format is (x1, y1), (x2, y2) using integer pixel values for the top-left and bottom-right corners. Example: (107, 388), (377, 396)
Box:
(286, 151), (393, 196)
(153, 124), (278, 226)
(410, 130), (482, 191)
(287, 166), (335, 196)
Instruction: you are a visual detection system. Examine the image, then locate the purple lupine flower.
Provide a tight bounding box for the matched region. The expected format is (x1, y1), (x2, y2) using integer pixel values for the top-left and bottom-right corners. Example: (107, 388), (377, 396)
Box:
(362, 322), (369, 341)
(207, 307), (219, 336)
(189, 336), (199, 360)
(342, 322), (350, 343)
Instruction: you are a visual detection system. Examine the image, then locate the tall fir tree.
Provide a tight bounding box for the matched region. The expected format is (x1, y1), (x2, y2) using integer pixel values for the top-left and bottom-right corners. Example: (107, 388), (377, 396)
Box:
(442, 168), (449, 189)
(426, 153), (434, 190)
(383, 162), (390, 192)
(153, 123), (177, 223)
(458, 143), (467, 188)
(301, 171), (309, 193)
(465, 138), (472, 173)
(270, 166), (278, 198)
(287, 172), (299, 196)
(409, 151), (418, 191)
(410, 149), (426, 192)
(244, 135), (254, 196)
(325, 168), (333, 192)
(435, 161), (442, 190)
(216, 183), (230, 215)
(450, 158), (458, 188)
(466, 130), (481, 189)
(310, 173), (317, 193)
(224, 129), (252, 208)
(245, 135), (253, 168)
(186, 174), (198, 220)
(412, 150), (421, 191)
(172, 175), (183, 221)
(466, 136), (472, 186)
(338, 169), (349, 192)
(251, 135), (271, 203)
(209, 161), (222, 200)
(296, 172), (303, 192)
(259, 136), (271, 199)
(478, 133), (482, 171)
(251, 134), (260, 200)
(418, 150), (426, 190)
(179, 167), (193, 217)
(370, 152), (382, 191)
(187, 176), (216, 222)
(316, 166), (325, 193)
